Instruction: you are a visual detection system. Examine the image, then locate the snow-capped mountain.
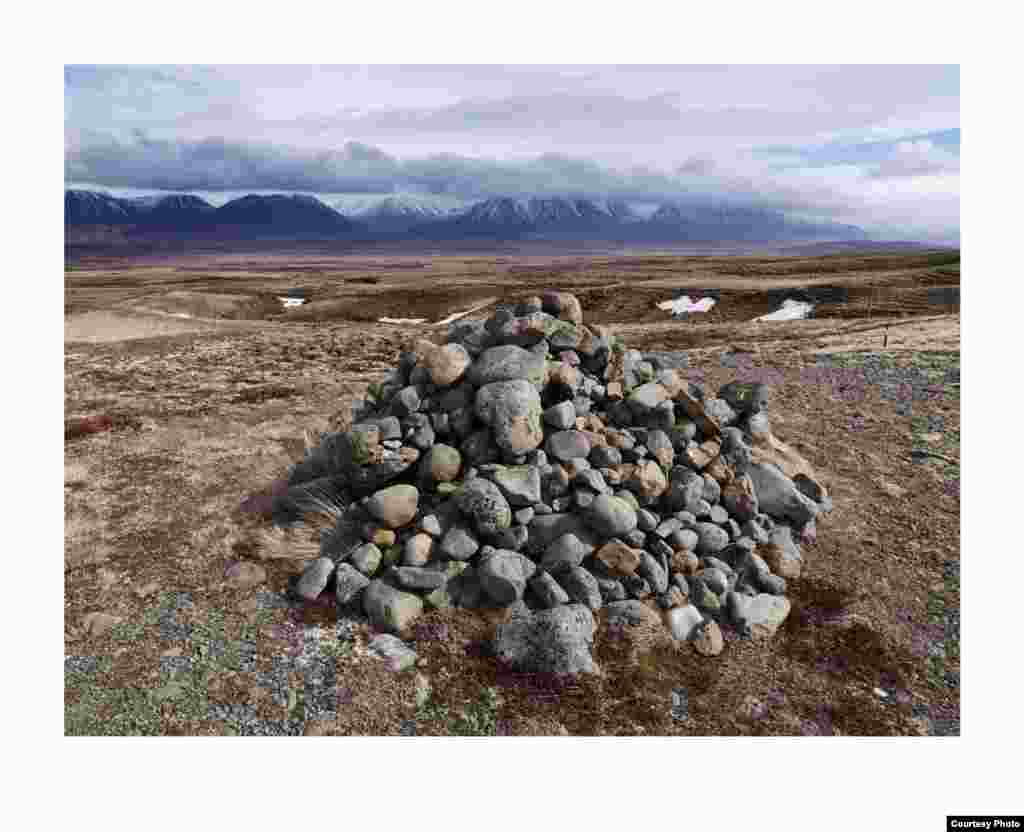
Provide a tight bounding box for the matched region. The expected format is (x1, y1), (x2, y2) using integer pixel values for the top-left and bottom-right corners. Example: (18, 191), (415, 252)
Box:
(337, 194), (461, 232)
(64, 188), (869, 243)
(442, 197), (635, 235)
(65, 189), (139, 225)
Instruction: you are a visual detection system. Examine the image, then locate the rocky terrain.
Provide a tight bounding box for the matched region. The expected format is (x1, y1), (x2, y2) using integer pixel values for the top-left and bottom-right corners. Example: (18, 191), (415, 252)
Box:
(64, 249), (960, 737)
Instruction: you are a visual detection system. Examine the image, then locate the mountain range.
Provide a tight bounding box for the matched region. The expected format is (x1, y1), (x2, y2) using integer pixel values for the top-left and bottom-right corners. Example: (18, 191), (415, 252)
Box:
(65, 189), (869, 242)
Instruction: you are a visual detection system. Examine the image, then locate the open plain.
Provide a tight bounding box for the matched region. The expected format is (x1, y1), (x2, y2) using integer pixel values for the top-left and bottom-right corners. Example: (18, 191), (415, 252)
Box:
(64, 247), (960, 736)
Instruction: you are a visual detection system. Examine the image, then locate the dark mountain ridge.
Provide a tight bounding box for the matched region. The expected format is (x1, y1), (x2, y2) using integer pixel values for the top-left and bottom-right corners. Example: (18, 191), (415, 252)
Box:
(65, 189), (872, 243)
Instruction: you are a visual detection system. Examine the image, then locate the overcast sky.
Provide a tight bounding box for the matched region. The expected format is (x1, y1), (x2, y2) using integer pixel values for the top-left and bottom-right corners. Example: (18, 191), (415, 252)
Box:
(64, 65), (959, 241)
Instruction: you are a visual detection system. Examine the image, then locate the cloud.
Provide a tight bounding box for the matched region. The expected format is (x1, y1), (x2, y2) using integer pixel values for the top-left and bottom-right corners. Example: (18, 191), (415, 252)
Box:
(867, 139), (960, 178)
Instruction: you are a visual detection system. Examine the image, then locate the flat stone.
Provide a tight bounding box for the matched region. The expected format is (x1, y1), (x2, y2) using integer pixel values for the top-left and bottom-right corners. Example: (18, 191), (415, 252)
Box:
(439, 524), (480, 561)
(543, 401), (577, 430)
(542, 529), (599, 572)
(594, 539), (643, 576)
(546, 430), (593, 463)
(393, 566), (447, 591)
(368, 633), (418, 672)
(491, 465), (542, 507)
(493, 602), (598, 676)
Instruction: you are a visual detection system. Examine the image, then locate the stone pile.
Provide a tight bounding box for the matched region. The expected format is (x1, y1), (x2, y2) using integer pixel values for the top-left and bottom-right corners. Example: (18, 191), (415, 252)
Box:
(272, 291), (832, 675)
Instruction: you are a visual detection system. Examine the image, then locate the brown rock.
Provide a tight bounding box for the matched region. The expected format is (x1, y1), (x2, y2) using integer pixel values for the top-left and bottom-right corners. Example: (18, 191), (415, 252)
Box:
(683, 443), (717, 470)
(671, 550), (699, 575)
(549, 362), (579, 388)
(605, 382), (624, 401)
(595, 540), (643, 576)
(403, 533), (434, 567)
(705, 455), (735, 485)
(631, 459), (668, 499)
(542, 290), (583, 325)
(760, 541), (802, 580)
(414, 339), (472, 387)
(663, 586), (687, 608)
(749, 431), (829, 502)
(657, 370), (686, 398)
(675, 388), (721, 438)
(692, 620), (724, 656)
(581, 414), (606, 434)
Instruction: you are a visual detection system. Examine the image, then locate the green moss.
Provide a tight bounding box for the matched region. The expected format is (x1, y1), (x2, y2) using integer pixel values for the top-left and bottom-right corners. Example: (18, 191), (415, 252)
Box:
(350, 431), (371, 465)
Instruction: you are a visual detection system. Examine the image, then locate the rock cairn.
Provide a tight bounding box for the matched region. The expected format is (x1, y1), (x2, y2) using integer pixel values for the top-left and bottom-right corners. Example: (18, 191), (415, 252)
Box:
(272, 291), (832, 675)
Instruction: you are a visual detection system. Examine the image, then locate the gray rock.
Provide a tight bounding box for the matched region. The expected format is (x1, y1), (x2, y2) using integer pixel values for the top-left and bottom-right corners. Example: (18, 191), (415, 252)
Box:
(438, 524), (479, 561)
(648, 537), (674, 560)
(576, 469), (610, 494)
(477, 549), (537, 604)
(368, 634), (418, 672)
(489, 524), (529, 552)
(637, 509), (659, 532)
(529, 571), (571, 608)
(528, 513), (587, 550)
(704, 397), (739, 428)
(460, 429), (501, 467)
(363, 581), (424, 634)
(624, 529), (648, 549)
(403, 413), (435, 451)
(295, 557), (335, 601)
(596, 577), (628, 603)
(585, 494), (638, 538)
(694, 522), (730, 556)
(623, 574), (652, 600)
(334, 563), (371, 605)
(468, 344), (547, 387)
(590, 444), (622, 468)
(541, 529), (598, 571)
(391, 386), (421, 418)
(417, 514), (443, 537)
(741, 513), (775, 545)
(718, 381), (769, 415)
(747, 463), (820, 526)
(350, 543), (383, 576)
(493, 602), (598, 675)
(700, 567), (729, 595)
(491, 465), (542, 506)
(392, 566), (448, 591)
(556, 566), (603, 611)
(574, 490), (595, 511)
(637, 552), (669, 594)
(666, 604), (704, 641)
(474, 379), (545, 454)
(514, 507), (535, 526)
(456, 477), (513, 535)
(654, 517), (682, 539)
(543, 401), (577, 430)
(708, 505), (730, 525)
(702, 475), (721, 505)
(728, 592), (791, 638)
(669, 529), (700, 551)
(546, 430), (593, 463)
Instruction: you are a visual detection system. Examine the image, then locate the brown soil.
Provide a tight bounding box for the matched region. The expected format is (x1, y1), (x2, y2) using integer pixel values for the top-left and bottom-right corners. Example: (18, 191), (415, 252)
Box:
(64, 248), (959, 736)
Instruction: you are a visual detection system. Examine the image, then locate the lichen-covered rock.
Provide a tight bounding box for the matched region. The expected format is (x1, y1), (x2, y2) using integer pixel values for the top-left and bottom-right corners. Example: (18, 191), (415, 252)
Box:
(475, 379), (545, 454)
(493, 601), (598, 675)
(456, 477), (512, 536)
(363, 484), (419, 529)
(585, 494), (638, 538)
(467, 344), (547, 387)
(363, 580), (424, 634)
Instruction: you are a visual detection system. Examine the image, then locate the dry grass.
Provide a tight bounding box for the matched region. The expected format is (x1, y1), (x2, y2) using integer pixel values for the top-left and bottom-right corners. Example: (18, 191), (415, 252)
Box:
(64, 249), (959, 736)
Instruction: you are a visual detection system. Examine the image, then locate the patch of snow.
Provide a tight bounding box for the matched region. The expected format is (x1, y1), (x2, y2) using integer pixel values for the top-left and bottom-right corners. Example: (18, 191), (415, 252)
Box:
(277, 297), (305, 308)
(379, 317), (427, 325)
(657, 295), (717, 316)
(755, 299), (815, 322)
